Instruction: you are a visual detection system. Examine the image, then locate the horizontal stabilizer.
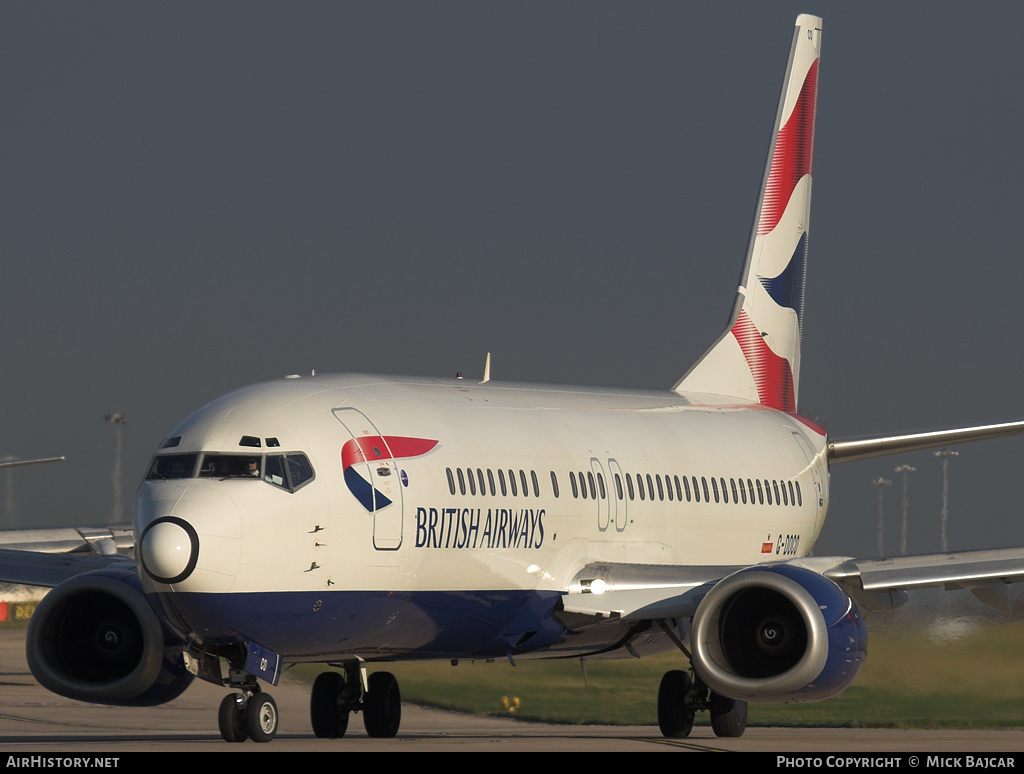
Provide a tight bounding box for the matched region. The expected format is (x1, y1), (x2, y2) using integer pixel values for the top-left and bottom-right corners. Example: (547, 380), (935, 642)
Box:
(828, 419), (1024, 464)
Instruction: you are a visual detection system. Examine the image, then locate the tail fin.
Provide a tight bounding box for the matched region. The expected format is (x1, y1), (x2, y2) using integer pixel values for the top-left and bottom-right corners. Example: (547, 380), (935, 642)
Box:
(674, 14), (821, 412)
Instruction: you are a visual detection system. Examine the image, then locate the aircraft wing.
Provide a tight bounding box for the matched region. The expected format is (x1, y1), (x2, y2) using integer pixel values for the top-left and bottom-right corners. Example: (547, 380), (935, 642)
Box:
(559, 563), (742, 625)
(559, 548), (1024, 625)
(821, 548), (1024, 613)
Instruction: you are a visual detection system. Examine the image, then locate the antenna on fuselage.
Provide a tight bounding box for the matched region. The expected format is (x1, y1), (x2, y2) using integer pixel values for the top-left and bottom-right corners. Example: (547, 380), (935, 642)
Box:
(480, 352), (491, 384)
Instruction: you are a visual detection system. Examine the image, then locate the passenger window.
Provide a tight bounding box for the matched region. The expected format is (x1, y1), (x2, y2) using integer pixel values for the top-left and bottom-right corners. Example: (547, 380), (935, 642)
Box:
(446, 468), (456, 495)
(457, 469), (466, 496)
(614, 473), (623, 500)
(795, 480), (802, 507)
(487, 469), (496, 496)
(520, 470), (529, 497)
(626, 474), (635, 500)
(788, 480), (796, 506)
(498, 469), (507, 496)
(711, 477), (720, 503)
(531, 470), (540, 497)
(596, 472), (606, 500)
(508, 470), (518, 496)
(569, 471), (579, 498)
(467, 469), (477, 496)
(656, 475), (664, 501)
(636, 474), (645, 500)
(550, 471), (560, 498)
(682, 475), (691, 502)
(720, 477), (728, 504)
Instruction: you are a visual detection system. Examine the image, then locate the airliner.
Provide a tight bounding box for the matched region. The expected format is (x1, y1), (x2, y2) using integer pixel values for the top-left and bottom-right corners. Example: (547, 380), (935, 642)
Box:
(0, 456), (64, 470)
(5, 14), (1024, 743)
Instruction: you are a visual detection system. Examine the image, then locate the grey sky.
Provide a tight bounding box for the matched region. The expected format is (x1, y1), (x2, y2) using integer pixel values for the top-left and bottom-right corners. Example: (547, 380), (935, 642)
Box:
(2, 2), (1023, 561)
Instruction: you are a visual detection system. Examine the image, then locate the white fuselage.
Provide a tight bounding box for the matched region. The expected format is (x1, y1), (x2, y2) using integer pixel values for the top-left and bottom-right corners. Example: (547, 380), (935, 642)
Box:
(134, 373), (829, 661)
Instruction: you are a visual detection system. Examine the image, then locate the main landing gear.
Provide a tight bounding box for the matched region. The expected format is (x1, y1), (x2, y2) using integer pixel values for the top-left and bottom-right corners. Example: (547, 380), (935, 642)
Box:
(657, 669), (747, 739)
(654, 620), (746, 739)
(310, 664), (402, 739)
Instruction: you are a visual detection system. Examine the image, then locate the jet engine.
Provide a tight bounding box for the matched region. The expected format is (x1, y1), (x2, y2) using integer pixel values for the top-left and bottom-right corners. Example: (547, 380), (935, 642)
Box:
(27, 566), (193, 706)
(691, 564), (867, 703)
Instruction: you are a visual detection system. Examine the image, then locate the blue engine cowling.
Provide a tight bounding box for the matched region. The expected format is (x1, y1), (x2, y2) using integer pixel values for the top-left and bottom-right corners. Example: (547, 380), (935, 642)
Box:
(691, 564), (867, 703)
(27, 565), (194, 706)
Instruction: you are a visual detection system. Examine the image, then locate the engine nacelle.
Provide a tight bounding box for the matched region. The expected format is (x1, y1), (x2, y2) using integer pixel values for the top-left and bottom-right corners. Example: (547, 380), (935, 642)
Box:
(27, 566), (194, 706)
(691, 564), (867, 703)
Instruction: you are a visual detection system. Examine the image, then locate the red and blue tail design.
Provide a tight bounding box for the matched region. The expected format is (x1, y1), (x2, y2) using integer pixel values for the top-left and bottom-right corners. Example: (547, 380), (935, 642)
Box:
(675, 15), (821, 413)
(342, 435), (437, 511)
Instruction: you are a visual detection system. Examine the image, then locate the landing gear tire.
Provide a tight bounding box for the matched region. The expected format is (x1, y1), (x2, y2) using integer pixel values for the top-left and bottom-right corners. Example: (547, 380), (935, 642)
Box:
(218, 693), (248, 743)
(246, 692), (279, 743)
(363, 671), (401, 738)
(657, 670), (695, 738)
(310, 671), (351, 738)
(709, 692), (747, 738)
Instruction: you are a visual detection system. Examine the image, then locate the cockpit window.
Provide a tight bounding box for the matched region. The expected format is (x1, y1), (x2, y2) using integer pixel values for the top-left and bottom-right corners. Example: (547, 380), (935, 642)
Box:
(146, 450), (314, 492)
(147, 454), (198, 480)
(265, 453), (315, 492)
(198, 454), (262, 479)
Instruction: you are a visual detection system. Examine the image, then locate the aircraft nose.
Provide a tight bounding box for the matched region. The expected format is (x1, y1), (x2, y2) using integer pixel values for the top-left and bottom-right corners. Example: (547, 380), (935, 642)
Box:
(139, 517), (199, 584)
(135, 482), (241, 591)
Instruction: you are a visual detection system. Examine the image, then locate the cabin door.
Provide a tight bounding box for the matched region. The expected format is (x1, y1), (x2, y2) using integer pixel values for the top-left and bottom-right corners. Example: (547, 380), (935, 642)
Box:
(332, 407), (404, 551)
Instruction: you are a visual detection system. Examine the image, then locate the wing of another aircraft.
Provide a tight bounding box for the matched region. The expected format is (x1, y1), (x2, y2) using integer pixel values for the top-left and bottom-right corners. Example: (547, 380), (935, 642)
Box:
(0, 456), (65, 470)
(0, 526), (134, 588)
(0, 547), (132, 588)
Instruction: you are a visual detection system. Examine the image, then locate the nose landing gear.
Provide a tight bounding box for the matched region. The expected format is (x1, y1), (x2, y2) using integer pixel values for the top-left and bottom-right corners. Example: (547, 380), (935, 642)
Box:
(218, 689), (279, 743)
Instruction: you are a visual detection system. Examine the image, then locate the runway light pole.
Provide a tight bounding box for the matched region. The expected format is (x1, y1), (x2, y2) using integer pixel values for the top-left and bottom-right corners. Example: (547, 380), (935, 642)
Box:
(105, 413), (128, 524)
(934, 449), (958, 552)
(872, 477), (892, 555)
(894, 464), (915, 555)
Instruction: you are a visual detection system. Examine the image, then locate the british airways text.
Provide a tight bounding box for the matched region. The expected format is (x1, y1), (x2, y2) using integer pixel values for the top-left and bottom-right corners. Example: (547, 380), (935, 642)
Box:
(415, 507), (545, 549)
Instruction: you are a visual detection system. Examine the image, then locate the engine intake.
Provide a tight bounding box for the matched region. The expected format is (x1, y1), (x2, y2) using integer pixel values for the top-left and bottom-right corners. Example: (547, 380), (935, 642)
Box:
(691, 564), (866, 703)
(27, 566), (193, 706)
